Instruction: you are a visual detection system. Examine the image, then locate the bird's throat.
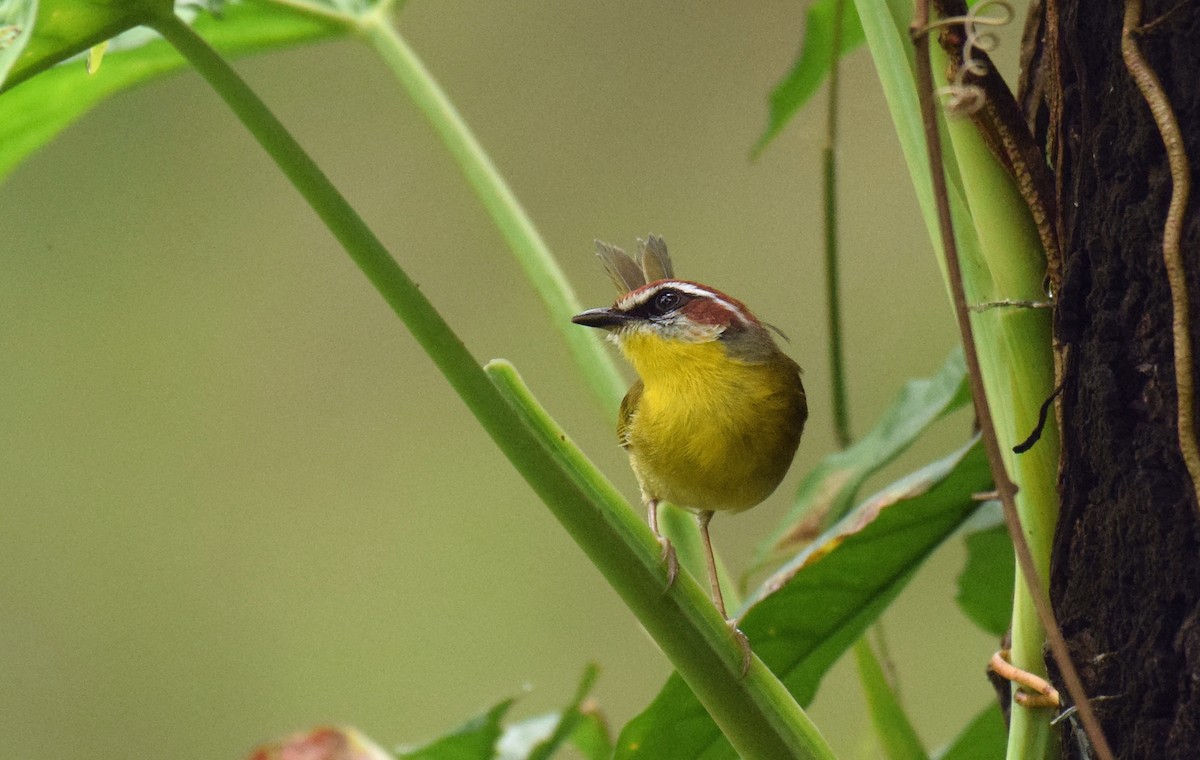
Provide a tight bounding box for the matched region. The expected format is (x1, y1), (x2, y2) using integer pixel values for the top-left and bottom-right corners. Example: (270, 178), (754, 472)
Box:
(617, 332), (733, 387)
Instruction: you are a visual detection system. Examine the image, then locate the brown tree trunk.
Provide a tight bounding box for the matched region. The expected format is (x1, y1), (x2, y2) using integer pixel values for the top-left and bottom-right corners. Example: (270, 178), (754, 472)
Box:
(1025, 1), (1200, 756)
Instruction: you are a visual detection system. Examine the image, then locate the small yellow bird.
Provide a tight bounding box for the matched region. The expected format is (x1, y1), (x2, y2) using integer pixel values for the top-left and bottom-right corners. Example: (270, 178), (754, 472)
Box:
(572, 236), (807, 641)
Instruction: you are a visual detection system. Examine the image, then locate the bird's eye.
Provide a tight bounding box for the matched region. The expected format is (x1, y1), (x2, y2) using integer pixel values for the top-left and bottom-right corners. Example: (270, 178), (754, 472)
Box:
(651, 289), (681, 315)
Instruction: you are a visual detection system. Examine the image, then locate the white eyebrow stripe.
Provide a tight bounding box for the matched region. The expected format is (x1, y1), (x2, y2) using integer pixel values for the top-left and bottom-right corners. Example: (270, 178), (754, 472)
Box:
(617, 281), (752, 325)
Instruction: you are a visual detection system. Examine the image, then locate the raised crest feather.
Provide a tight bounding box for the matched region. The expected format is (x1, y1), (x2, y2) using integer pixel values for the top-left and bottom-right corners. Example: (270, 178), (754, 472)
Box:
(638, 235), (673, 283)
(594, 240), (644, 293)
(593, 235), (675, 294)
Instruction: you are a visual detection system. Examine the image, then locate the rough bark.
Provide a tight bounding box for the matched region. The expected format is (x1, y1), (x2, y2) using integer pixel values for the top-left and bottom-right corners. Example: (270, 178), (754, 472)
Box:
(1027, 1), (1200, 756)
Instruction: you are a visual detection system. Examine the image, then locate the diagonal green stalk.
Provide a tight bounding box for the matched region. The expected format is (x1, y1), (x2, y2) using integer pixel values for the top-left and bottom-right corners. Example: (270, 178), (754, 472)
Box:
(354, 9), (626, 413)
(144, 8), (833, 758)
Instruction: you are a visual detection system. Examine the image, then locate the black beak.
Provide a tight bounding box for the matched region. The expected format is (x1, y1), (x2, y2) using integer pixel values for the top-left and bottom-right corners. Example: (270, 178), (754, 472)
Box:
(571, 307), (634, 330)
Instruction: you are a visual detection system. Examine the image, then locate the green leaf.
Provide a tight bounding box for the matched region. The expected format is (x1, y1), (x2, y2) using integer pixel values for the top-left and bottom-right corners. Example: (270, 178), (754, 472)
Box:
(752, 348), (970, 571)
(616, 439), (992, 759)
(0, 2), (347, 182)
(0, 0), (38, 87)
(956, 516), (1014, 636)
(396, 699), (514, 760)
(521, 664), (607, 760)
(854, 639), (928, 760)
(934, 703), (1006, 760)
(567, 710), (612, 760)
(753, 0), (864, 156)
(399, 666), (607, 760)
(6, 0), (125, 86)
(614, 675), (736, 760)
(2, 0), (178, 90)
(499, 711), (611, 760)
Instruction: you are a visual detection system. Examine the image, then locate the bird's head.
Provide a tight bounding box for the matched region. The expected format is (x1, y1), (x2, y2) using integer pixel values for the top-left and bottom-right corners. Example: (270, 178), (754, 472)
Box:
(572, 237), (782, 365)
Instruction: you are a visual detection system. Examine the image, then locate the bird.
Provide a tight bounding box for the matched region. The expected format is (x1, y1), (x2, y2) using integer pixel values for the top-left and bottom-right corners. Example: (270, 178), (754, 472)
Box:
(572, 235), (807, 666)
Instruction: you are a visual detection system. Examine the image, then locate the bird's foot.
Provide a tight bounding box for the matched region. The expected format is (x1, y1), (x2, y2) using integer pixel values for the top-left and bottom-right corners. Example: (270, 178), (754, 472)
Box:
(728, 619), (752, 678)
(646, 498), (678, 589)
(658, 536), (679, 589)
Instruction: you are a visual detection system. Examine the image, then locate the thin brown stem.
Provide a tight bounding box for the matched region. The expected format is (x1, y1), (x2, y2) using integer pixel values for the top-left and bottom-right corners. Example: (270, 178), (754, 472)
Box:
(909, 5), (1114, 759)
(1121, 0), (1200, 520)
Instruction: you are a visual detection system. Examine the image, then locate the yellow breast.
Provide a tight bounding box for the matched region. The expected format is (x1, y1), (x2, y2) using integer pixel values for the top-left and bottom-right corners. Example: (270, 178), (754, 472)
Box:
(617, 332), (806, 512)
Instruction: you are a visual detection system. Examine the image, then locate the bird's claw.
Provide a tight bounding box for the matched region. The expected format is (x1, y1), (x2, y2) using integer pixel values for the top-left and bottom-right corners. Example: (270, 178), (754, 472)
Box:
(659, 536), (679, 589)
(728, 620), (752, 678)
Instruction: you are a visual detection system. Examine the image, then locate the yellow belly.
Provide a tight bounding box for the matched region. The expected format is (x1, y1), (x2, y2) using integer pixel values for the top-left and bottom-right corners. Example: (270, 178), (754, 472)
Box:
(619, 335), (806, 512)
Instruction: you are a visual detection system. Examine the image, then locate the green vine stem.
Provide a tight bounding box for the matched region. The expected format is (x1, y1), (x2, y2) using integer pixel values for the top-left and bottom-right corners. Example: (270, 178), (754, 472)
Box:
(823, 0), (852, 449)
(821, 4), (912, 744)
(144, 8), (833, 759)
(355, 9), (627, 413)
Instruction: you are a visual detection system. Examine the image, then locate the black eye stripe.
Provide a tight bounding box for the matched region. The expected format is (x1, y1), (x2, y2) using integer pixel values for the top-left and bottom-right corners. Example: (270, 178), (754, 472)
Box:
(614, 281), (753, 327)
(615, 283), (718, 321)
(633, 287), (688, 318)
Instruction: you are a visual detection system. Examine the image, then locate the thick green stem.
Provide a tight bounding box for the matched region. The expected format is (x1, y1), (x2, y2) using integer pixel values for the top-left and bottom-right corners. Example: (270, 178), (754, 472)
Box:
(145, 9), (833, 759)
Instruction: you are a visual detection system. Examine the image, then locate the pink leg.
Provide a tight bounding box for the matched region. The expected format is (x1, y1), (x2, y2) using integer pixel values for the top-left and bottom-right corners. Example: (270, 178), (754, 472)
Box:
(696, 510), (751, 677)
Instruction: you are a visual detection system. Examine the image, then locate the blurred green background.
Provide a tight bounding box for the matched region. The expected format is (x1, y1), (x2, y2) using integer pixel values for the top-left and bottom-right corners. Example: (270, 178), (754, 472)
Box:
(0, 2), (1027, 758)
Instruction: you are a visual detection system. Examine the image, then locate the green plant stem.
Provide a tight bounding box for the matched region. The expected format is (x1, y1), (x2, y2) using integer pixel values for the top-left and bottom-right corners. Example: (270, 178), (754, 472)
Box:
(822, 18), (909, 743)
(847, 1), (1066, 754)
(938, 106), (1062, 760)
(822, 13), (910, 744)
(824, 0), (851, 449)
(913, 10), (1110, 760)
(146, 9), (833, 759)
(853, 639), (927, 760)
(908, 13), (1052, 757)
(355, 12), (626, 413)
